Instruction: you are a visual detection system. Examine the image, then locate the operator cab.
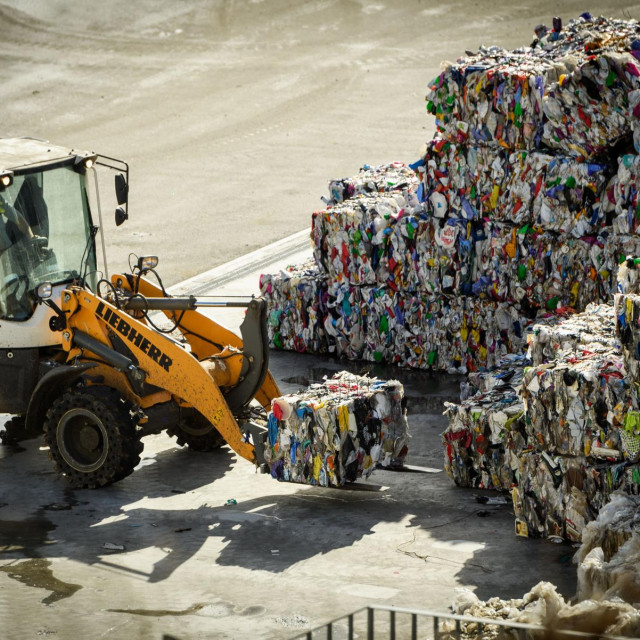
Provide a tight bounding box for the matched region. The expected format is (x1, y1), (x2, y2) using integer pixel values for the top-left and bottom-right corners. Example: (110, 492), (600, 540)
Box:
(0, 138), (128, 325)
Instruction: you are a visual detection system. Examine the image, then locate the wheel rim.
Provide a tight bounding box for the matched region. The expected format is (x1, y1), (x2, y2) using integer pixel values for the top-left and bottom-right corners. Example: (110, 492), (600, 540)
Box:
(56, 408), (109, 473)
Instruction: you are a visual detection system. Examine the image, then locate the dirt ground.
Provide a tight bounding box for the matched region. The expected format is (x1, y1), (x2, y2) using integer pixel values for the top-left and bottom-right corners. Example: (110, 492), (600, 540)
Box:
(0, 0), (638, 285)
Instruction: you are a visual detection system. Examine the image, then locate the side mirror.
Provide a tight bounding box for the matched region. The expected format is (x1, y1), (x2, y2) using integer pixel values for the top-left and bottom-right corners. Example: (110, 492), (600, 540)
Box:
(115, 173), (128, 205)
(115, 206), (128, 226)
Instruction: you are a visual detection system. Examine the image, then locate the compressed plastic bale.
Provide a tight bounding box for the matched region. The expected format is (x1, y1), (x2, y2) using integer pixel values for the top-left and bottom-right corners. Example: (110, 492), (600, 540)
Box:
(602, 234), (640, 286)
(323, 280), (366, 360)
(426, 15), (640, 157)
(313, 196), (471, 294)
(420, 139), (609, 234)
(264, 372), (409, 487)
(442, 381), (524, 490)
(472, 224), (608, 311)
(615, 292), (640, 384)
(513, 452), (596, 541)
(312, 193), (411, 286)
(514, 451), (640, 542)
(426, 45), (551, 151)
(526, 303), (617, 365)
(616, 255), (640, 294)
(604, 153), (640, 237)
(259, 263), (328, 354)
(512, 452), (568, 539)
(325, 161), (421, 206)
(521, 348), (632, 458)
(261, 262), (534, 372)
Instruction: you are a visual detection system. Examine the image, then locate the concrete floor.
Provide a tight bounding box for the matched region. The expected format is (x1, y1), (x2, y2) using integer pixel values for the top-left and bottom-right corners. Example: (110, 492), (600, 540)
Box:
(0, 246), (578, 640)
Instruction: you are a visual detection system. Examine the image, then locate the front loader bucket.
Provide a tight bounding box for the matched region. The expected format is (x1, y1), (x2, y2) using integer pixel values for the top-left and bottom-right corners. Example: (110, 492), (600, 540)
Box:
(224, 298), (270, 414)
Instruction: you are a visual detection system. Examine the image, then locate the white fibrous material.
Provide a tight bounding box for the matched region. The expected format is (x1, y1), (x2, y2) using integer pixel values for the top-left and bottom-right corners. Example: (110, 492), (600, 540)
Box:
(442, 580), (640, 639)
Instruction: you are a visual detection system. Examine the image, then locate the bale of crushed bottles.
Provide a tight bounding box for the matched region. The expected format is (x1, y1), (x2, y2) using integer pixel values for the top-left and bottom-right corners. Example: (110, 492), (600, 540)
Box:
(615, 255), (640, 294)
(509, 451), (640, 542)
(324, 161), (421, 206)
(261, 261), (532, 373)
(616, 292), (640, 380)
(259, 263), (328, 355)
(312, 204), (617, 312)
(604, 154), (640, 237)
(521, 346), (633, 458)
(420, 138), (610, 235)
(311, 192), (422, 287)
(426, 15), (640, 158)
(526, 303), (617, 365)
(264, 371), (409, 487)
(442, 388), (524, 491)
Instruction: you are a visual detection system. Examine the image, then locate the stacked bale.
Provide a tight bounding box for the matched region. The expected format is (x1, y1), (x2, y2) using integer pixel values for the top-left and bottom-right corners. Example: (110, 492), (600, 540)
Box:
(262, 15), (640, 373)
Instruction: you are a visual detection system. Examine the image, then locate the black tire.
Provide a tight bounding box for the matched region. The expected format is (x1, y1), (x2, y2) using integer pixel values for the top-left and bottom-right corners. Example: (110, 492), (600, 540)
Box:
(167, 410), (225, 452)
(43, 386), (143, 489)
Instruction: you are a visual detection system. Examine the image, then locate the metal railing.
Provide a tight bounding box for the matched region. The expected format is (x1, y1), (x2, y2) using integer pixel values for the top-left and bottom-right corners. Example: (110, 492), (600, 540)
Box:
(289, 604), (631, 640)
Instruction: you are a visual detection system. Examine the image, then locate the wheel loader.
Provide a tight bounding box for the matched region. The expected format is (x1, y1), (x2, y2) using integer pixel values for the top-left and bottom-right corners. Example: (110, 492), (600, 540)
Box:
(0, 137), (281, 488)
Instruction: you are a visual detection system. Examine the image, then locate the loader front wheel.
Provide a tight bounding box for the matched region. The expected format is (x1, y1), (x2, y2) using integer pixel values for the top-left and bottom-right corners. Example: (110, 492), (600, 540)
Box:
(43, 388), (142, 489)
(168, 411), (225, 452)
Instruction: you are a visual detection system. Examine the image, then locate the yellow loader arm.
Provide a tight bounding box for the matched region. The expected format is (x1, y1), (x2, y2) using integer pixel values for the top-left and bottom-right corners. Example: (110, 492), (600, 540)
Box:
(58, 285), (276, 465)
(110, 272), (281, 412)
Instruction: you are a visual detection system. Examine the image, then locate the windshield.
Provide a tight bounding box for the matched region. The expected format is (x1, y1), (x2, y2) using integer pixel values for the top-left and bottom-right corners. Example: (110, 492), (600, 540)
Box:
(0, 165), (96, 321)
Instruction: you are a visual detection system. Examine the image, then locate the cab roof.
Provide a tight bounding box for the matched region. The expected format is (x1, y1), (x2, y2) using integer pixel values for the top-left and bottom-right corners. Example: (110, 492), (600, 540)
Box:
(0, 137), (93, 173)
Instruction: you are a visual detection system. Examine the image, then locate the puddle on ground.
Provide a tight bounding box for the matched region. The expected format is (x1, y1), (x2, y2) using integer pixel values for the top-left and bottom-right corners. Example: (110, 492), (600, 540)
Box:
(41, 487), (81, 513)
(0, 558), (82, 604)
(109, 601), (265, 617)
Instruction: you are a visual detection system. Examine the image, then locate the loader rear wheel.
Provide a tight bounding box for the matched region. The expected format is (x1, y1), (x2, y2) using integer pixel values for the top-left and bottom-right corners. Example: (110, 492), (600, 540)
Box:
(168, 411), (225, 452)
(43, 387), (143, 489)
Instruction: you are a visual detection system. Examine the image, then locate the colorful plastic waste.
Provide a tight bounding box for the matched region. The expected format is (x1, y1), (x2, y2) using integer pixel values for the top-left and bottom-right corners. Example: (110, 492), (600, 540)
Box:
(426, 15), (640, 158)
(264, 371), (409, 487)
